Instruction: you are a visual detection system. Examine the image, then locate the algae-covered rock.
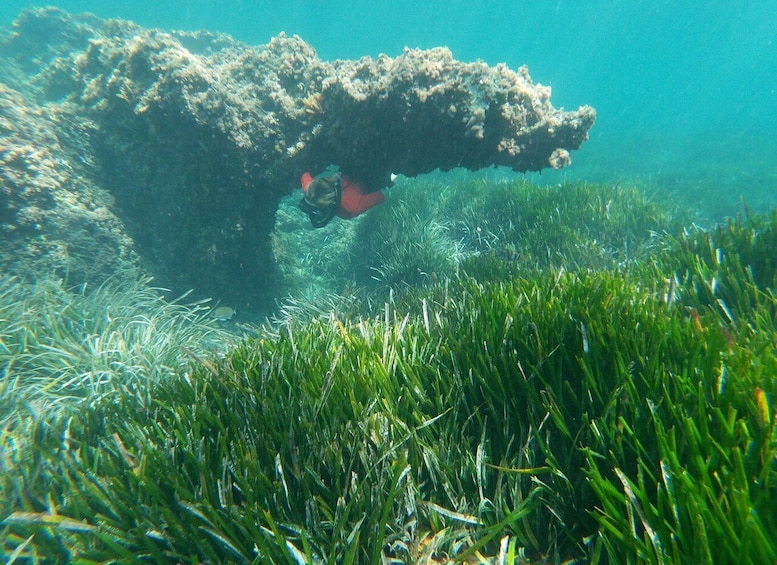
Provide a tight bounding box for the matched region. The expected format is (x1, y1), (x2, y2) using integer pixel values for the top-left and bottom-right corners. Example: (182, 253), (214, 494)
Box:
(0, 83), (139, 283)
(0, 7), (594, 308)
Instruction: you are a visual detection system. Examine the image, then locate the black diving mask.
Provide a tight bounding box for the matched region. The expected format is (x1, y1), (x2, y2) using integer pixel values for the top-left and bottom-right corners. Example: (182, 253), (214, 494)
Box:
(299, 197), (337, 228)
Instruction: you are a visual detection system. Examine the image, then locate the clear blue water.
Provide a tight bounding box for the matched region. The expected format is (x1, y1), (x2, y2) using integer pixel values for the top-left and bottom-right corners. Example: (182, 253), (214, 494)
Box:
(3, 0), (776, 218)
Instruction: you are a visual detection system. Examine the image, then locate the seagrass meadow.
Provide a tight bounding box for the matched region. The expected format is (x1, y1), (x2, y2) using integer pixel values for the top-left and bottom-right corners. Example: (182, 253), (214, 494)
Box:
(1, 178), (776, 564)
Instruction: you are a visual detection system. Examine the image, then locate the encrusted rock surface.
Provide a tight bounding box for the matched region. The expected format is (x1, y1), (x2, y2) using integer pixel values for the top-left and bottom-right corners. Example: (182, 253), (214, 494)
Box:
(0, 7), (595, 309)
(0, 83), (139, 284)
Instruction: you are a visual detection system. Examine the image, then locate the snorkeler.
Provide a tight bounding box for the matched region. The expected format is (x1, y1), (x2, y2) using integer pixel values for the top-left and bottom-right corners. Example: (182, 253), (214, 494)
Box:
(298, 167), (385, 228)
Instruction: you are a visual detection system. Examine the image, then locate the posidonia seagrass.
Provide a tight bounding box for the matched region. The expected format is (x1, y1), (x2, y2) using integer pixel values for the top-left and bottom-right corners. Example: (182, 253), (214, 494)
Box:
(2, 182), (775, 563)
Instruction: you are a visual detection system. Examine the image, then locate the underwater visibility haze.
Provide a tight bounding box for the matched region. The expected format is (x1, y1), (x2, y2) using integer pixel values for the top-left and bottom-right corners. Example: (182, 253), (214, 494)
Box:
(1, 1), (776, 563)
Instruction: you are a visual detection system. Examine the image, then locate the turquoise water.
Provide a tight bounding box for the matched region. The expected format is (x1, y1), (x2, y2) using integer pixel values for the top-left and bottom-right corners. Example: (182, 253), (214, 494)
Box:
(2, 1), (776, 218)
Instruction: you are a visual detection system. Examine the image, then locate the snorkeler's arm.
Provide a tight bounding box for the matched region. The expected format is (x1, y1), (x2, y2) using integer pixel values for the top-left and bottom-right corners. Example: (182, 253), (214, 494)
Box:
(355, 189), (385, 212)
(300, 172), (314, 192)
(339, 180), (385, 216)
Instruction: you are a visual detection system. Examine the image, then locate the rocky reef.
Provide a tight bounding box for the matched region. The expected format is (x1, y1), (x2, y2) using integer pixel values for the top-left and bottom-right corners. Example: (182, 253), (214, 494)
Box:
(0, 83), (138, 284)
(0, 7), (595, 309)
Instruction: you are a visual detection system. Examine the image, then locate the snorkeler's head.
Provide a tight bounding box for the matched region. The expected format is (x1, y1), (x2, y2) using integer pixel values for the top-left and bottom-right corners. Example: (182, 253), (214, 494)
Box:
(299, 172), (343, 228)
(304, 174), (341, 208)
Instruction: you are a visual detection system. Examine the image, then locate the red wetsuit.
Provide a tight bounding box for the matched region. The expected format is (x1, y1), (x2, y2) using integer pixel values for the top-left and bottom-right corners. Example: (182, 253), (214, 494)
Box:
(301, 172), (384, 219)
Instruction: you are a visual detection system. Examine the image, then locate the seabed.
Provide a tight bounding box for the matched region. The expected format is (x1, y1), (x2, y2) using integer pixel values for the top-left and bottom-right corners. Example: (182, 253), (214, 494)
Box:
(2, 178), (776, 563)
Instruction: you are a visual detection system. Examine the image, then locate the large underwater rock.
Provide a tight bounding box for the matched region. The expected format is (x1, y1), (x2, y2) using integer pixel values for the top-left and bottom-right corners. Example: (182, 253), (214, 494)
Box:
(0, 7), (595, 309)
(0, 83), (139, 283)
